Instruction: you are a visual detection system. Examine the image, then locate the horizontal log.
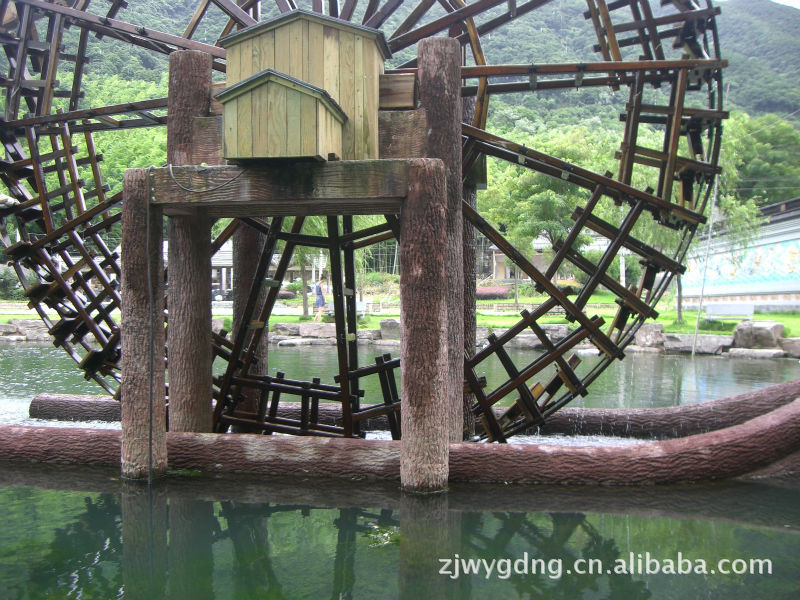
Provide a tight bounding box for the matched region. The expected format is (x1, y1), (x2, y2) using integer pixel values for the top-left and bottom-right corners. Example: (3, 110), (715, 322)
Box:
(3, 396), (800, 485)
(149, 160), (410, 217)
(449, 398), (800, 485)
(540, 378), (800, 438)
(29, 394), (120, 422)
(28, 378), (800, 440)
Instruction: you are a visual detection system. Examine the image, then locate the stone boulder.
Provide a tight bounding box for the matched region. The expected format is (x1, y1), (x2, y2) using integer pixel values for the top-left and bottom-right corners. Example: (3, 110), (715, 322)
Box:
(475, 326), (491, 344)
(211, 317), (226, 334)
(635, 323), (664, 348)
(9, 319), (52, 342)
(734, 321), (785, 349)
(663, 333), (733, 355)
(728, 348), (786, 359)
(0, 323), (18, 336)
(298, 322), (336, 338)
(779, 338), (800, 358)
(380, 318), (402, 340)
(541, 324), (569, 343)
(273, 322), (301, 336)
(357, 329), (381, 340)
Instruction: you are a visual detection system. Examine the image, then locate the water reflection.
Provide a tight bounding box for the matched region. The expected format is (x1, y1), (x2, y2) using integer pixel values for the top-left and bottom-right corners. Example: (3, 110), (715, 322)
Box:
(2, 345), (799, 427)
(1, 464), (798, 599)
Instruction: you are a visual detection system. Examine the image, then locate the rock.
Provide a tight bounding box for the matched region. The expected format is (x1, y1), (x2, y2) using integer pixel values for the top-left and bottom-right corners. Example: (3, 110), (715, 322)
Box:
(475, 326), (490, 343)
(277, 338), (313, 346)
(0, 335), (26, 343)
(298, 322), (336, 338)
(9, 319), (52, 342)
(373, 338), (401, 347)
(734, 321), (785, 349)
(506, 335), (539, 349)
(211, 317), (226, 333)
(310, 338), (337, 345)
(541, 323), (569, 343)
(663, 333), (733, 354)
(727, 348), (786, 359)
(779, 338), (800, 358)
(635, 323), (664, 348)
(273, 322), (301, 336)
(379, 318), (402, 340)
(357, 329), (381, 340)
(0, 323), (18, 335)
(625, 345), (662, 353)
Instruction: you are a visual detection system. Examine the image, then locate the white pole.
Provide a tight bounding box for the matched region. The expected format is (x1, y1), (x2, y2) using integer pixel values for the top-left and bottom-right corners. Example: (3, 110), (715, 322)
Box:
(692, 178), (719, 357)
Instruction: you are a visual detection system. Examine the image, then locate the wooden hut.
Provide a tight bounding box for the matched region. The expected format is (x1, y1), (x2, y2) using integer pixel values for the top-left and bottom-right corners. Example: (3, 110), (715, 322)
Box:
(215, 69), (346, 161)
(218, 9), (391, 161)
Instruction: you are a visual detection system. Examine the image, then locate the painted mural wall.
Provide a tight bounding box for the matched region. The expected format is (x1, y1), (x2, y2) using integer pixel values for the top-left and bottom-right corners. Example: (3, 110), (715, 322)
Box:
(682, 217), (800, 299)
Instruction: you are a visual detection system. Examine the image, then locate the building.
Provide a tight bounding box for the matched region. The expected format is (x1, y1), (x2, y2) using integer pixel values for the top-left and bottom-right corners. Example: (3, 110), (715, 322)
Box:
(682, 198), (800, 311)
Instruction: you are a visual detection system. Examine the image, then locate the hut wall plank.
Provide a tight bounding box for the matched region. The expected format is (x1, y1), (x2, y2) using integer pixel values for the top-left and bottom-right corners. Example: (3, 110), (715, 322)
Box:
(266, 84), (287, 157)
(236, 94), (253, 158)
(286, 88), (302, 156)
(301, 94), (317, 156)
(338, 31), (355, 159)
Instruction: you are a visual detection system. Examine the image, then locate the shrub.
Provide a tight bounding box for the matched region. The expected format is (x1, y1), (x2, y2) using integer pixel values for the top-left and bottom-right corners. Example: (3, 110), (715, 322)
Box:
(476, 285), (512, 300)
(285, 280), (303, 293)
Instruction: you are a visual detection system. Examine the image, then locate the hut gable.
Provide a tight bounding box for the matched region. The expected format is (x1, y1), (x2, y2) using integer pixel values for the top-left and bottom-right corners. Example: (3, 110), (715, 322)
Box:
(219, 9), (389, 160)
(215, 69), (346, 161)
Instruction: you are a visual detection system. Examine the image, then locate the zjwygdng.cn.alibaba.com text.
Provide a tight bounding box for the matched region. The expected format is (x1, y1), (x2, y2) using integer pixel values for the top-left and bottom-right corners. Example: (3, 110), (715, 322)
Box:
(438, 552), (773, 580)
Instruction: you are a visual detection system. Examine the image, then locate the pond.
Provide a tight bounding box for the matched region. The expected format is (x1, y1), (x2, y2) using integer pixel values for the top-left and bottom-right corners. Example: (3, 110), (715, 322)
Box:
(0, 464), (798, 600)
(2, 343), (800, 428)
(1, 343), (799, 598)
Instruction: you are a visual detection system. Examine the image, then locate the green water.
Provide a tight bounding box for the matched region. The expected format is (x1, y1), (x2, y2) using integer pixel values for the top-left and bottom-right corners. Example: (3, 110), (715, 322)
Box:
(2, 345), (799, 598)
(0, 464), (798, 599)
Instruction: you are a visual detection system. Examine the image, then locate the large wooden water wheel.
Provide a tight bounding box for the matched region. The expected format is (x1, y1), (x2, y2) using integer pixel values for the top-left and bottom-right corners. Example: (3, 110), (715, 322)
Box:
(0, 1), (724, 441)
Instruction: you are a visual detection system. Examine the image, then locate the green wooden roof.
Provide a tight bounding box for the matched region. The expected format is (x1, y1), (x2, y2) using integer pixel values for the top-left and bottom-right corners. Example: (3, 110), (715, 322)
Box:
(215, 68), (348, 123)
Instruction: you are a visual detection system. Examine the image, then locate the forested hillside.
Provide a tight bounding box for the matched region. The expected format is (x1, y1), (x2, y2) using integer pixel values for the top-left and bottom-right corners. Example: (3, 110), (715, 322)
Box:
(69, 0), (800, 122)
(29, 1), (800, 250)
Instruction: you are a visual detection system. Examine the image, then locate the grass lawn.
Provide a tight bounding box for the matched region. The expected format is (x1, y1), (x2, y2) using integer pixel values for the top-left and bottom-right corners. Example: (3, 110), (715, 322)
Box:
(2, 299), (797, 338)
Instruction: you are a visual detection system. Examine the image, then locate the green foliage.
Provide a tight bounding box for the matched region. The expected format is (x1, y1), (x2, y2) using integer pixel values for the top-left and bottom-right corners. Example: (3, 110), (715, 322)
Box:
(0, 267), (22, 300)
(572, 250), (642, 286)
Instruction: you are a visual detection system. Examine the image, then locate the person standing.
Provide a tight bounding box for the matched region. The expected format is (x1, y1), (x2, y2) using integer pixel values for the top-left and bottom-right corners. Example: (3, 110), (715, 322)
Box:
(313, 278), (326, 322)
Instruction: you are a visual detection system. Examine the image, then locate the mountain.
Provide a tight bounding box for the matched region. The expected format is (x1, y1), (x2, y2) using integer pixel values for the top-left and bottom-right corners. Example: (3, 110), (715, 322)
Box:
(716, 0), (800, 116)
(69, 0), (799, 123)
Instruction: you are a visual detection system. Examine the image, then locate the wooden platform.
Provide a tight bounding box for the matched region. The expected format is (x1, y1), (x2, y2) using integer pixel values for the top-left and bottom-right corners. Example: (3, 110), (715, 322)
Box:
(149, 160), (410, 217)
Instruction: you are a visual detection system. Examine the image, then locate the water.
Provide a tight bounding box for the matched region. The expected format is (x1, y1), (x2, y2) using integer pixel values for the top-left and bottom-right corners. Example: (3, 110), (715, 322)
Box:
(2, 343), (799, 427)
(0, 464), (798, 599)
(1, 345), (799, 598)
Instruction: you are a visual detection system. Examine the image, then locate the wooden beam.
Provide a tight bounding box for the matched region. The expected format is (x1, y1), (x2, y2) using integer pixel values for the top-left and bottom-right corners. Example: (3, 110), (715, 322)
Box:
(150, 160), (410, 217)
(17, 0), (226, 58)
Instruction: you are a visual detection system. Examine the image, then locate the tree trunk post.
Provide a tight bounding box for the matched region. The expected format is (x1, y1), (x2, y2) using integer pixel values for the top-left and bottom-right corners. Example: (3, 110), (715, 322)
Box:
(418, 37), (464, 443)
(232, 222), (268, 422)
(400, 158), (449, 493)
(166, 50), (213, 432)
(462, 97), (478, 440)
(121, 168), (167, 479)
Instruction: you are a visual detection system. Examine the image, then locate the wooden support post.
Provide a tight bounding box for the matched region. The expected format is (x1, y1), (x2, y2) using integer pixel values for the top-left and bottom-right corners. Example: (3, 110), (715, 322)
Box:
(400, 158), (449, 493)
(462, 96), (478, 439)
(232, 222), (267, 422)
(121, 168), (167, 479)
(418, 37), (463, 443)
(166, 50), (213, 433)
